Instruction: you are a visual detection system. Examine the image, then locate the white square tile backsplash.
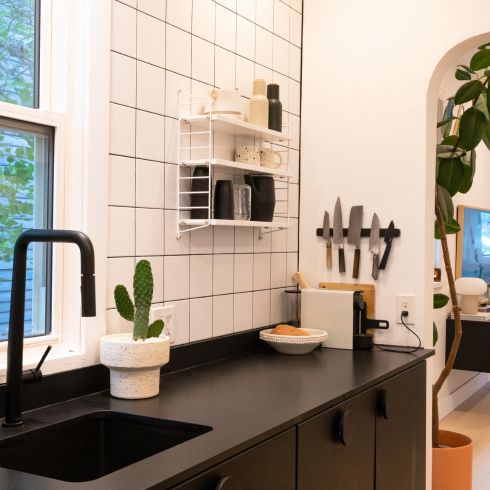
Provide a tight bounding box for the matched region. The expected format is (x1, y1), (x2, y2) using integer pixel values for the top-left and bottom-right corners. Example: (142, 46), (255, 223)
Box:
(192, 0), (216, 43)
(137, 11), (165, 67)
(137, 61), (165, 115)
(111, 52), (136, 107)
(107, 0), (302, 343)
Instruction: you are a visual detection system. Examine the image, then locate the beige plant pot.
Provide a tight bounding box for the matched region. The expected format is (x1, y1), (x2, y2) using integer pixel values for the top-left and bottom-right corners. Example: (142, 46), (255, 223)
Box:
(100, 333), (170, 399)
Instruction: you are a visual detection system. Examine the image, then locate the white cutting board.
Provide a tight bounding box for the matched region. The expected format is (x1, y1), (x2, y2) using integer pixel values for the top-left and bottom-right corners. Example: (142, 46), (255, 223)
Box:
(301, 289), (354, 349)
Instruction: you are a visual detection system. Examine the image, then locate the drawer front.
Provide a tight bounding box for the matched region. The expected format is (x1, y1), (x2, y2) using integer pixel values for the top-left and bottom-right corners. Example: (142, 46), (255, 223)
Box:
(172, 428), (296, 490)
(375, 363), (426, 490)
(297, 390), (375, 490)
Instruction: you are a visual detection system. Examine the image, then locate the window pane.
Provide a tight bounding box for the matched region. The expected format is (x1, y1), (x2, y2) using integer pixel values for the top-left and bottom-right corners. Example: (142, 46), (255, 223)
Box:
(0, 117), (53, 340)
(0, 0), (39, 108)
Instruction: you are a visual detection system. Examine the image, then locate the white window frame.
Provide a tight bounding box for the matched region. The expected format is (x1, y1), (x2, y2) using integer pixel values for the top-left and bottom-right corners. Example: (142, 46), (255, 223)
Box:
(0, 0), (110, 380)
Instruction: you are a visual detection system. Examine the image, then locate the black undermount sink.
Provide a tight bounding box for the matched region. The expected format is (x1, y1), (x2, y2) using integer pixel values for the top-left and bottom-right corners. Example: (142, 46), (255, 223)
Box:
(0, 411), (212, 482)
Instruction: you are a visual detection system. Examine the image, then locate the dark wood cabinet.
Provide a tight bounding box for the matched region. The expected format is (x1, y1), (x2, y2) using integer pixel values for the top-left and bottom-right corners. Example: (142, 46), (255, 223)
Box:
(446, 319), (490, 372)
(173, 363), (426, 490)
(297, 364), (426, 490)
(297, 389), (375, 490)
(375, 363), (426, 490)
(172, 428), (296, 490)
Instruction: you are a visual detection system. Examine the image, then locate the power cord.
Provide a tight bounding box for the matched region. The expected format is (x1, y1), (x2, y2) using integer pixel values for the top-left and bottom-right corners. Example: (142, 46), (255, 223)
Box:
(374, 310), (422, 354)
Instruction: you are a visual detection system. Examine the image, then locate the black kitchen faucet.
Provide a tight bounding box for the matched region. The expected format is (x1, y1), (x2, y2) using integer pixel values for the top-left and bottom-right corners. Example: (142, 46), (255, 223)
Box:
(2, 230), (96, 427)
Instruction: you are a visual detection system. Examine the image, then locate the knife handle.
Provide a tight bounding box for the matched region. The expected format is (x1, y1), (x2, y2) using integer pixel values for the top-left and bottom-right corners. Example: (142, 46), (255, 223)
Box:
(379, 241), (392, 270)
(371, 253), (379, 280)
(353, 248), (360, 279)
(339, 247), (345, 273)
(326, 242), (332, 269)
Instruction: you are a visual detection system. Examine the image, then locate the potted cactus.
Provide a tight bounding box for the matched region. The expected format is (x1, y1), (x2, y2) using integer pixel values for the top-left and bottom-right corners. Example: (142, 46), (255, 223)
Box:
(100, 260), (170, 399)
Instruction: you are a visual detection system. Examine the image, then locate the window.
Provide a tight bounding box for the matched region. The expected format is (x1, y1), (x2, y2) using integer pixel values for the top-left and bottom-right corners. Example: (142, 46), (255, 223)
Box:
(0, 1), (52, 341)
(0, 0), (40, 108)
(0, 117), (53, 340)
(0, 0), (109, 377)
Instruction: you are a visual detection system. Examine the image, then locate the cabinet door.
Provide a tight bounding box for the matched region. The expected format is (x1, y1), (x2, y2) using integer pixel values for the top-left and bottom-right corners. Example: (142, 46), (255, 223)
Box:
(172, 428), (296, 490)
(375, 363), (426, 490)
(297, 390), (375, 490)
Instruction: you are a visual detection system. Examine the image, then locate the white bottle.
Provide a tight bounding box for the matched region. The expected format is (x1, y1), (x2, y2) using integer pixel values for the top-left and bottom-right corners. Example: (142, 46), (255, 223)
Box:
(249, 79), (269, 127)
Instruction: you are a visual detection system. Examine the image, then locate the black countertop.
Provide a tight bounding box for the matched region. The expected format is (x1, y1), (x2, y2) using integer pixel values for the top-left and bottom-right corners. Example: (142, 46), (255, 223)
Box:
(0, 346), (433, 489)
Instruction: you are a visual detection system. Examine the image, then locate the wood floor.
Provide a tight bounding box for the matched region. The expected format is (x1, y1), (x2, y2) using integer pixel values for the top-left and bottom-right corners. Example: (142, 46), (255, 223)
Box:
(441, 383), (490, 490)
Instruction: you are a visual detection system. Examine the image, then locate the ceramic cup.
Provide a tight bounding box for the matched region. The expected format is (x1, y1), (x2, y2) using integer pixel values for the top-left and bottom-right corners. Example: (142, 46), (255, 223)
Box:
(259, 148), (283, 169)
(205, 89), (243, 115)
(235, 145), (260, 165)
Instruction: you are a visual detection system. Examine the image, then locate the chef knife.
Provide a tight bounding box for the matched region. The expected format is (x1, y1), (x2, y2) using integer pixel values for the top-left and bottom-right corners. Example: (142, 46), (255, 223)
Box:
(333, 197), (345, 273)
(347, 205), (363, 279)
(369, 213), (380, 280)
(379, 220), (395, 270)
(323, 211), (332, 269)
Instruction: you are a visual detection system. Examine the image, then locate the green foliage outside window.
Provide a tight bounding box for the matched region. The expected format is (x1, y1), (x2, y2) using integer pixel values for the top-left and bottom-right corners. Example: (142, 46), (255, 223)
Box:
(0, 0), (36, 263)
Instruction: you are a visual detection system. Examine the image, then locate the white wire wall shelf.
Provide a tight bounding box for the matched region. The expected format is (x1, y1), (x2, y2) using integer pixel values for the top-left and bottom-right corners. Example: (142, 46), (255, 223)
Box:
(177, 91), (291, 239)
(179, 158), (292, 178)
(179, 114), (290, 143)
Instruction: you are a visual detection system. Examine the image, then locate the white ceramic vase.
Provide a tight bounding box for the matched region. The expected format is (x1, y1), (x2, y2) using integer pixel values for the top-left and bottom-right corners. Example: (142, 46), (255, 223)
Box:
(100, 333), (170, 399)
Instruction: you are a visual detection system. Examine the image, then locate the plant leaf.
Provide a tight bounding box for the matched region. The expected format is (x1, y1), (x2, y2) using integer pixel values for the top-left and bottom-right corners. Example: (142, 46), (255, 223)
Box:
(433, 322), (439, 347)
(437, 158), (464, 196)
(482, 124), (490, 151)
(470, 49), (490, 71)
(434, 217), (460, 239)
(434, 293), (450, 309)
(454, 80), (484, 105)
(148, 319), (164, 338)
(459, 107), (487, 150)
(436, 144), (465, 159)
(455, 68), (471, 80)
(114, 285), (135, 322)
(459, 150), (476, 193)
(458, 64), (476, 74)
(436, 184), (453, 221)
(475, 93), (490, 121)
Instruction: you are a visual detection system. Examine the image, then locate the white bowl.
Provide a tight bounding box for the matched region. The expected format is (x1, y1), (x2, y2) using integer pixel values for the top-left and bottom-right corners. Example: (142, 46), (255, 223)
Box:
(260, 328), (328, 355)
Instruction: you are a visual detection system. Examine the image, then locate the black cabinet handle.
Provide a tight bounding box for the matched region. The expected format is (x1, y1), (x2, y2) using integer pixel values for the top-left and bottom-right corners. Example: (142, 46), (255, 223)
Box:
(378, 390), (389, 420)
(338, 410), (356, 446)
(216, 476), (241, 490)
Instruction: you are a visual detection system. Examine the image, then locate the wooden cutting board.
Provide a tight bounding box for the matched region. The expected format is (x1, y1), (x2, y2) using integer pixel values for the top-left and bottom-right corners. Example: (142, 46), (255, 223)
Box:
(318, 282), (375, 318)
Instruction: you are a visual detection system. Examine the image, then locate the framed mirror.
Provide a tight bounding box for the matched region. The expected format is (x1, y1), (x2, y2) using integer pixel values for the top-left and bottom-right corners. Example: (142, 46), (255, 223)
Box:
(456, 205), (490, 281)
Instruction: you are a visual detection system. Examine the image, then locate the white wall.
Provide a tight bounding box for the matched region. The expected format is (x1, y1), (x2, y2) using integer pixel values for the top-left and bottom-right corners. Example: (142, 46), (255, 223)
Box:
(300, 0), (490, 347)
(301, 2), (490, 486)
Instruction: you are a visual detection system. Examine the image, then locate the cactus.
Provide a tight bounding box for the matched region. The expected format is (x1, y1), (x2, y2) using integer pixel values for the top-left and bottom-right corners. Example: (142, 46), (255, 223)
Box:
(114, 260), (164, 340)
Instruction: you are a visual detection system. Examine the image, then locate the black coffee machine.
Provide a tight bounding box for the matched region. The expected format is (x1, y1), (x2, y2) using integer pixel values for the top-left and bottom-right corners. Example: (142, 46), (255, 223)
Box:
(353, 292), (389, 350)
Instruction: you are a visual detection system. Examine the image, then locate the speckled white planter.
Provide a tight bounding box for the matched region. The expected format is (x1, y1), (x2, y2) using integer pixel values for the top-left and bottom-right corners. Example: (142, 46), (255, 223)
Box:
(100, 333), (170, 399)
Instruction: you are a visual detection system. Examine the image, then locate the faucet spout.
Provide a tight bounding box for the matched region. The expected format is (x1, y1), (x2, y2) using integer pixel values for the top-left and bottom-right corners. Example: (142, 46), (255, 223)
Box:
(3, 229), (96, 427)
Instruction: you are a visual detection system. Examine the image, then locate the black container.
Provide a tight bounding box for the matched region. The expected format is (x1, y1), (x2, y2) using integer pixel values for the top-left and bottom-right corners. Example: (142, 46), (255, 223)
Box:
(267, 83), (282, 132)
(190, 166), (209, 219)
(244, 175), (276, 222)
(213, 180), (234, 219)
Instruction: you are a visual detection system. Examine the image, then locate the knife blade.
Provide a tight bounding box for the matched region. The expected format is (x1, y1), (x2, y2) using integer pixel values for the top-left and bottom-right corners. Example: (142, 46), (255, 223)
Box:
(333, 197), (345, 273)
(369, 213), (380, 280)
(323, 211), (332, 269)
(347, 205), (363, 279)
(379, 221), (395, 270)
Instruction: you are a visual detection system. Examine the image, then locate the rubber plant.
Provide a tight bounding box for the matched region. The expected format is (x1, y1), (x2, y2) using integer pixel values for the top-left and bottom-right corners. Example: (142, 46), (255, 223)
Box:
(114, 259), (164, 340)
(433, 43), (490, 447)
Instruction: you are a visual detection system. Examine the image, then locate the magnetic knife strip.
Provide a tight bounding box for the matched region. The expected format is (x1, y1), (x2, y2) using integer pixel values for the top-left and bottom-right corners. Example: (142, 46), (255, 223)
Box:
(315, 228), (401, 238)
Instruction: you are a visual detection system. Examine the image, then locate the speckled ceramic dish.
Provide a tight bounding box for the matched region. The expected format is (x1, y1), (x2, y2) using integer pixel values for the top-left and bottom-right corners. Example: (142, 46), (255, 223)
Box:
(260, 328), (328, 355)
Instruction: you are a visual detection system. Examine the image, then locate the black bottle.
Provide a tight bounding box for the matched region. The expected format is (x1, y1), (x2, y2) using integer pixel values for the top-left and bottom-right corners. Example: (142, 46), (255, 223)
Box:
(190, 166), (209, 219)
(267, 83), (282, 132)
(214, 180), (234, 220)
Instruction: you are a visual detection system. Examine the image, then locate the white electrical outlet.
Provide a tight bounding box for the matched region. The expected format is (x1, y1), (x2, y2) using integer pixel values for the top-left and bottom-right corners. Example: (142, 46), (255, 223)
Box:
(150, 305), (176, 344)
(396, 294), (415, 325)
